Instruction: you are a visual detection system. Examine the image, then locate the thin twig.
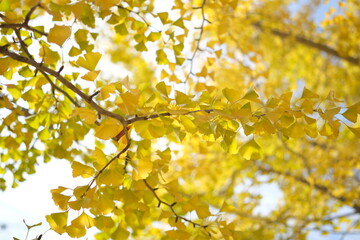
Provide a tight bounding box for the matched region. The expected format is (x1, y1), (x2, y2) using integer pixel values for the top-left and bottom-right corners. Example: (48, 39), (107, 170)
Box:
(126, 109), (214, 124)
(83, 140), (131, 195)
(185, 0), (209, 83)
(143, 179), (211, 236)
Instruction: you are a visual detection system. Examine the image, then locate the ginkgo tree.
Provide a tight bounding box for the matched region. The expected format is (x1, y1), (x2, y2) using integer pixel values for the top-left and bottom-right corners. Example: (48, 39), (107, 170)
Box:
(0, 0), (360, 239)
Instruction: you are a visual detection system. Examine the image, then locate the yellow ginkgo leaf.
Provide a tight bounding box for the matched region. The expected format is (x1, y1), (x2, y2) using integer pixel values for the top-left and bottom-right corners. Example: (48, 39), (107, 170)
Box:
(283, 121), (305, 138)
(175, 90), (191, 105)
(223, 88), (241, 103)
(72, 108), (97, 124)
(100, 83), (116, 99)
(76, 52), (102, 71)
(111, 226), (130, 240)
(71, 161), (95, 178)
(301, 87), (319, 99)
(66, 224), (86, 238)
(180, 115), (197, 133)
(46, 212), (68, 234)
(47, 25), (71, 46)
(52, 192), (71, 211)
(94, 118), (123, 140)
(242, 89), (261, 103)
(133, 158), (153, 180)
(81, 70), (100, 81)
(94, 0), (119, 10)
(71, 212), (95, 228)
(347, 126), (360, 137)
(239, 139), (262, 160)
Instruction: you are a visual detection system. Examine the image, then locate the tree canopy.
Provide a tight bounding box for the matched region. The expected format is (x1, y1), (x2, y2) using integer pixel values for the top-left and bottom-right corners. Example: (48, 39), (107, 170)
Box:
(0, 0), (360, 239)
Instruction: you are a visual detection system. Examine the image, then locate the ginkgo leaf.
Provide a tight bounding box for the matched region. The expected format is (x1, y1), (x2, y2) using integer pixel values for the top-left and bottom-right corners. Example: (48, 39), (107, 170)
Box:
(71, 212), (95, 228)
(135, 41), (148, 52)
(173, 17), (185, 28)
(180, 115), (197, 133)
(115, 23), (129, 35)
(94, 118), (123, 140)
(100, 83), (116, 99)
(158, 12), (168, 24)
(94, 0), (119, 10)
(147, 32), (161, 42)
(195, 204), (212, 218)
(111, 225), (130, 240)
(46, 212), (68, 234)
(156, 81), (168, 97)
(95, 216), (115, 232)
(0, 58), (10, 74)
(156, 49), (169, 65)
(66, 224), (86, 238)
(239, 139), (262, 160)
(347, 126), (360, 137)
(47, 25), (71, 46)
(119, 90), (140, 114)
(283, 121), (305, 138)
(72, 108), (97, 124)
(133, 158), (153, 180)
(301, 87), (319, 99)
(76, 52), (102, 71)
(242, 89), (261, 103)
(52, 192), (71, 211)
(71, 161), (95, 178)
(81, 70), (100, 81)
(175, 90), (191, 105)
(223, 88), (241, 103)
(342, 102), (360, 123)
(166, 230), (191, 239)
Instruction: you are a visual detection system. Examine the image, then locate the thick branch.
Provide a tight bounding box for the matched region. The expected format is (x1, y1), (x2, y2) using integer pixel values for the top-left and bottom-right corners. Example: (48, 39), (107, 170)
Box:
(253, 22), (359, 66)
(0, 3), (47, 36)
(0, 47), (126, 124)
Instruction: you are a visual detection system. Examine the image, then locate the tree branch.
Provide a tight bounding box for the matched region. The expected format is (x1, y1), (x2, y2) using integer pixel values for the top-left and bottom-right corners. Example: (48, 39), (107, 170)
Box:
(83, 140), (131, 195)
(0, 3), (47, 36)
(253, 22), (359, 66)
(143, 179), (211, 236)
(185, 0), (209, 83)
(256, 161), (360, 213)
(0, 47), (126, 125)
(126, 109), (214, 124)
